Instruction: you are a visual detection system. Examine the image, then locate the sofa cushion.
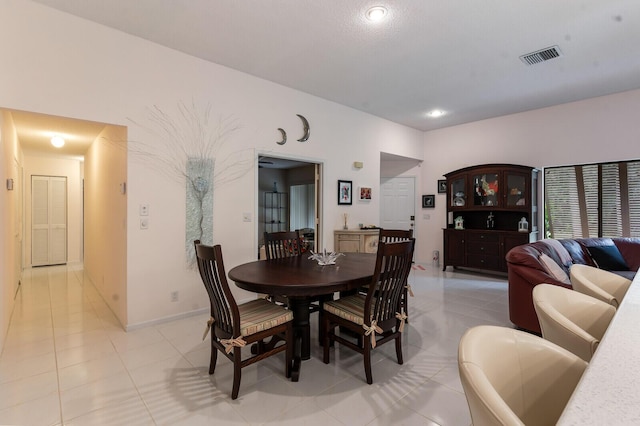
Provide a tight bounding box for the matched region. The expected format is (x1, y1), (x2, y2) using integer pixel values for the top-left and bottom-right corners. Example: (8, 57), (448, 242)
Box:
(586, 245), (630, 271)
(559, 239), (595, 267)
(539, 253), (571, 284)
(613, 238), (640, 271)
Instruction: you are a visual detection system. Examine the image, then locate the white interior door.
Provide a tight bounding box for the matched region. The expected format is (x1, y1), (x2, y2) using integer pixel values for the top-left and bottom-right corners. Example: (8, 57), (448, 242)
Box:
(380, 177), (415, 232)
(32, 175), (67, 266)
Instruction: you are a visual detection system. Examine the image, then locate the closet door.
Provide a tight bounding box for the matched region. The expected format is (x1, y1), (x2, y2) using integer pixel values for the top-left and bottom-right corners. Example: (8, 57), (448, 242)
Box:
(32, 176), (67, 266)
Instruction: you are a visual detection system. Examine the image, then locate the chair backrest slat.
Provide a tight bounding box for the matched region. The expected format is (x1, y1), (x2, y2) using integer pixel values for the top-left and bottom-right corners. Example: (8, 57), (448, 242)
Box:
(379, 228), (413, 243)
(264, 231), (302, 260)
(365, 239), (415, 323)
(194, 241), (240, 337)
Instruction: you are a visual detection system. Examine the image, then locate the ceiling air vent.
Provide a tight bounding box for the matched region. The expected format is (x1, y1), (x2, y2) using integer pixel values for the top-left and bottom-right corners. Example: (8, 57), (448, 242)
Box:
(520, 46), (562, 65)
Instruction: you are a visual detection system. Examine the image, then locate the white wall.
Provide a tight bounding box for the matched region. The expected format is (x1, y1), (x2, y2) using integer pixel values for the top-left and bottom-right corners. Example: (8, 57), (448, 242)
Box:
(84, 125), (128, 326)
(0, 0), (424, 329)
(0, 110), (22, 354)
(419, 89), (640, 263)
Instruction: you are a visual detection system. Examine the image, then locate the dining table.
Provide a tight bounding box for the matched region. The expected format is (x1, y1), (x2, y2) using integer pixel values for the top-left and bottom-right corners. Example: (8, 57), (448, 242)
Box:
(228, 252), (377, 381)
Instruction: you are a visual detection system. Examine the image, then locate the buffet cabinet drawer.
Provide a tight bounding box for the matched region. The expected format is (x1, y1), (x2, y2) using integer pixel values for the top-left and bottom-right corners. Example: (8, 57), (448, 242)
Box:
(467, 232), (500, 243)
(466, 254), (501, 270)
(467, 240), (499, 255)
(337, 234), (360, 241)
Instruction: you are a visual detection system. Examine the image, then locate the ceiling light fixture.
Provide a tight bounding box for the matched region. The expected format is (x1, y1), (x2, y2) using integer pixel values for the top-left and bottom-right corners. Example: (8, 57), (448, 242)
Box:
(366, 6), (387, 22)
(427, 110), (446, 118)
(51, 135), (65, 148)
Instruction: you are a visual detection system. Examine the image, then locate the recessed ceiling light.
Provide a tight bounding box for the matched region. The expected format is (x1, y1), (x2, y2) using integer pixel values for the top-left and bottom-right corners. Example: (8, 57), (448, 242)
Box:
(427, 110), (446, 118)
(366, 6), (387, 22)
(51, 135), (65, 148)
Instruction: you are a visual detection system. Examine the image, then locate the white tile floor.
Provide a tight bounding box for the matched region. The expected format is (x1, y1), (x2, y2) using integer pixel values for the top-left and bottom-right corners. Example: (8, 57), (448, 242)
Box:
(0, 263), (512, 425)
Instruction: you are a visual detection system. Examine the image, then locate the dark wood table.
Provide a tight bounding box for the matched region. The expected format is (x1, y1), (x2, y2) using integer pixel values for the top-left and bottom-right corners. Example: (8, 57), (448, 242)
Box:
(228, 252), (376, 380)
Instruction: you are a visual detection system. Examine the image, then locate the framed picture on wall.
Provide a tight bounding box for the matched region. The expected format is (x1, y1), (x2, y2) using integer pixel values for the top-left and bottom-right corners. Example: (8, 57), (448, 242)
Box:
(358, 186), (372, 201)
(438, 179), (447, 194)
(338, 180), (353, 205)
(422, 194), (435, 208)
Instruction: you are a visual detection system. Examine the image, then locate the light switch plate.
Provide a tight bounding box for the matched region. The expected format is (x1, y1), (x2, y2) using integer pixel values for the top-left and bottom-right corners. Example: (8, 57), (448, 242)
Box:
(140, 218), (149, 229)
(140, 204), (149, 216)
(242, 212), (252, 222)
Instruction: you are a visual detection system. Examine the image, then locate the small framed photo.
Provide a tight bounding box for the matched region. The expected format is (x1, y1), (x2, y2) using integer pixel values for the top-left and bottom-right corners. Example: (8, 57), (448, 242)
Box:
(338, 180), (353, 205)
(422, 194), (435, 208)
(437, 179), (447, 194)
(358, 186), (372, 201)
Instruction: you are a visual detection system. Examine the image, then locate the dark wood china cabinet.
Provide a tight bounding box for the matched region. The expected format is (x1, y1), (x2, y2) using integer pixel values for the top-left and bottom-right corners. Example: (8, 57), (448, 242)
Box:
(443, 164), (539, 273)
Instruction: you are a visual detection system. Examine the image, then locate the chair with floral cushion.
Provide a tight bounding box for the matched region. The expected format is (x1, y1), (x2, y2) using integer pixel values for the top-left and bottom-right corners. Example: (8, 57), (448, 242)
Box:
(263, 230), (328, 315)
(322, 239), (415, 384)
(263, 230), (303, 260)
(194, 241), (293, 399)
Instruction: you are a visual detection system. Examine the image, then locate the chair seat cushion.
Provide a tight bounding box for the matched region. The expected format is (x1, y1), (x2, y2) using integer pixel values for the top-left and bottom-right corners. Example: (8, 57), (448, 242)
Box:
(324, 294), (367, 325)
(238, 299), (293, 336)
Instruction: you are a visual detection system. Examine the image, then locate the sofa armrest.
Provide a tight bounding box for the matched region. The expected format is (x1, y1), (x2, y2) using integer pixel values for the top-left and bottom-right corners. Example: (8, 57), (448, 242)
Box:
(506, 243), (573, 334)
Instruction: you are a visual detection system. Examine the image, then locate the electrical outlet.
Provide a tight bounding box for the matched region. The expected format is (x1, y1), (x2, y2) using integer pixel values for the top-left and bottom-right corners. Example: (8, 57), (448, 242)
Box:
(171, 291), (179, 302)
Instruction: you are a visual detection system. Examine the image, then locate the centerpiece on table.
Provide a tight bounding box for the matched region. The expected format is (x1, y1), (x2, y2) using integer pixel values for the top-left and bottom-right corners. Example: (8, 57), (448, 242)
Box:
(309, 249), (344, 266)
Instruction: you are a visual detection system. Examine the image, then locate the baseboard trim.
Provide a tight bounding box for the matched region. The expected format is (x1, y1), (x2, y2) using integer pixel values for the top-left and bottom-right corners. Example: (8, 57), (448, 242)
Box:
(126, 307), (209, 332)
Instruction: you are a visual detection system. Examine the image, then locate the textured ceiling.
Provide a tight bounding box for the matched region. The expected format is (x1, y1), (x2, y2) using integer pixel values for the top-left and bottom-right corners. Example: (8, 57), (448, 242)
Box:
(13, 1), (640, 156)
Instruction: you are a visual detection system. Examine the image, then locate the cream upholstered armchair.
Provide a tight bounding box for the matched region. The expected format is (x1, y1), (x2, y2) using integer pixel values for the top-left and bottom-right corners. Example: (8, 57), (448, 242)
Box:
(458, 325), (587, 426)
(570, 264), (631, 308)
(533, 283), (615, 362)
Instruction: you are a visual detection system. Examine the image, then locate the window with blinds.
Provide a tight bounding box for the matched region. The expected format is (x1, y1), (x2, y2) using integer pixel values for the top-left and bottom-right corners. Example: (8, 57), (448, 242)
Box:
(544, 160), (640, 238)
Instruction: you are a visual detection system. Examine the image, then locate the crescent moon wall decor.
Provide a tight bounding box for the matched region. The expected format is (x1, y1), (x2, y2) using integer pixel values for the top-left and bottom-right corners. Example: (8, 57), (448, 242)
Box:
(296, 114), (310, 142)
(276, 128), (287, 145)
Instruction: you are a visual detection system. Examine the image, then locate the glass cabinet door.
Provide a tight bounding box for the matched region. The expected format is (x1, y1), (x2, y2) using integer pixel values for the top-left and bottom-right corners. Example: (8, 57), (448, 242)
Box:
(450, 177), (466, 207)
(471, 172), (499, 207)
(506, 172), (527, 207)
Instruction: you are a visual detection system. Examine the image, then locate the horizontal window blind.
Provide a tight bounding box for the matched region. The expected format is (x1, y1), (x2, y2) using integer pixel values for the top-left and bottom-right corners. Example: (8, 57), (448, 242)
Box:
(545, 160), (639, 238)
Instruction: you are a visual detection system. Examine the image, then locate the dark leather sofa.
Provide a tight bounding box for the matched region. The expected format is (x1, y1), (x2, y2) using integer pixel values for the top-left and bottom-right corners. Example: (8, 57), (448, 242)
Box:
(506, 237), (640, 334)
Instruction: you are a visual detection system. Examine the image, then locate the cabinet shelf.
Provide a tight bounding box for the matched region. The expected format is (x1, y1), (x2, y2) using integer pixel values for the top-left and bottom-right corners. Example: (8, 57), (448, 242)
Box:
(264, 192), (288, 233)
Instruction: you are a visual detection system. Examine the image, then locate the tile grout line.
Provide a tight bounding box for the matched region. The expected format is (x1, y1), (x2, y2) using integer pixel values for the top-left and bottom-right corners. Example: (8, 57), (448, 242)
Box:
(48, 267), (65, 426)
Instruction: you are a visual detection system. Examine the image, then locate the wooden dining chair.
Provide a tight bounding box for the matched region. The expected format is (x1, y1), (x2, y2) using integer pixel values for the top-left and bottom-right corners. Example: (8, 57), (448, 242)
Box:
(263, 230), (303, 306)
(263, 230), (328, 338)
(379, 228), (413, 243)
(263, 230), (303, 260)
(363, 228), (414, 318)
(194, 240), (294, 399)
(380, 228), (413, 316)
(322, 238), (416, 384)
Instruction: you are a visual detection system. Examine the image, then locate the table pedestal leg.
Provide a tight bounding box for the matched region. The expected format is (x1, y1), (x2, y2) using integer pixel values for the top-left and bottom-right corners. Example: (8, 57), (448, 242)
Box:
(289, 297), (311, 360)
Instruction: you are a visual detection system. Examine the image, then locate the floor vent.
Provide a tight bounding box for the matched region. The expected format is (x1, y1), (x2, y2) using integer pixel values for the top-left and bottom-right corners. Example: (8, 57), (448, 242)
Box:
(520, 46), (562, 65)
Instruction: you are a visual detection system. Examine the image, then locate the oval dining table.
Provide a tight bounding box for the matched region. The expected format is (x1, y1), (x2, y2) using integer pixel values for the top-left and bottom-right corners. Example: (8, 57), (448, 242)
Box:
(228, 252), (377, 381)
